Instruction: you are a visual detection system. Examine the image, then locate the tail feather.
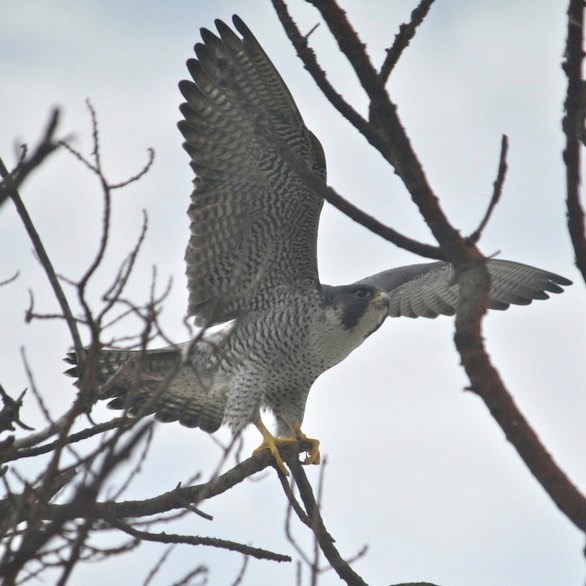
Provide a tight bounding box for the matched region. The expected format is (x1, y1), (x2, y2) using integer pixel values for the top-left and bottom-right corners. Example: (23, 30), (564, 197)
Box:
(64, 342), (229, 434)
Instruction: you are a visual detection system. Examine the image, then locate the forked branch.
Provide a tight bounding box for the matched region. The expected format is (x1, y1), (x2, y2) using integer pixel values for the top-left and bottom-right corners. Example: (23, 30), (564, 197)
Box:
(275, 0), (586, 533)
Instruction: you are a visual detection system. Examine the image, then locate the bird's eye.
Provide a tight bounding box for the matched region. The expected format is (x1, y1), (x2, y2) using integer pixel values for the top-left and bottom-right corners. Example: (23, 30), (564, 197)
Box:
(354, 288), (369, 299)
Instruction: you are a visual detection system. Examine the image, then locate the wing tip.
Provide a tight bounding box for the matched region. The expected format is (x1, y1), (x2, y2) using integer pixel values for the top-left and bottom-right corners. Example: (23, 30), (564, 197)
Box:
(547, 275), (573, 291)
(231, 14), (250, 37)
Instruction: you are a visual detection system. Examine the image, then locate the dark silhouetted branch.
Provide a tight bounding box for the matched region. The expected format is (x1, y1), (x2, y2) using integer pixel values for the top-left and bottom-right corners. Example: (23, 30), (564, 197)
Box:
(272, 0), (375, 143)
(467, 135), (509, 244)
(302, 0), (476, 263)
(277, 0), (586, 535)
(563, 0), (586, 281)
(454, 261), (586, 532)
(35, 441), (313, 522)
(0, 153), (84, 360)
(271, 0), (442, 260)
(288, 459), (367, 586)
(0, 386), (33, 433)
(379, 0), (436, 84)
(0, 109), (62, 208)
(110, 519), (290, 562)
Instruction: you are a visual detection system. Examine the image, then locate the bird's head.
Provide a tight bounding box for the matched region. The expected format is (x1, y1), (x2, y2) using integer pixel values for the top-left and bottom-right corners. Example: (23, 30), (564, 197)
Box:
(323, 284), (390, 340)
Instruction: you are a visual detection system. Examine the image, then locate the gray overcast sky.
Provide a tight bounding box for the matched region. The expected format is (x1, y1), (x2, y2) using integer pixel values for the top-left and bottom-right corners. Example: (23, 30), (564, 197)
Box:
(1, 1), (585, 585)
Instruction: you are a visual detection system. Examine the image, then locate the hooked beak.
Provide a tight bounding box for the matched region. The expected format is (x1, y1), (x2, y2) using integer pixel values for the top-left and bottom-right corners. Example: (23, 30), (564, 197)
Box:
(372, 290), (390, 313)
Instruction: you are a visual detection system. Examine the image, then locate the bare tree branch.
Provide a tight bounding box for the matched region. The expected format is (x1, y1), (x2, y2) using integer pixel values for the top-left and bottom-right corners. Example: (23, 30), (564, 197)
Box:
(0, 152), (84, 360)
(0, 271), (19, 287)
(2, 5), (582, 584)
(307, 0), (473, 263)
(467, 135), (509, 244)
(0, 386), (33, 433)
(170, 563), (208, 586)
(288, 459), (367, 586)
(110, 518), (290, 562)
(379, 0), (436, 84)
(281, 0), (586, 536)
(142, 545), (175, 586)
(270, 0), (444, 260)
(0, 109), (62, 208)
(454, 261), (586, 531)
(39, 442), (312, 523)
(563, 0), (586, 281)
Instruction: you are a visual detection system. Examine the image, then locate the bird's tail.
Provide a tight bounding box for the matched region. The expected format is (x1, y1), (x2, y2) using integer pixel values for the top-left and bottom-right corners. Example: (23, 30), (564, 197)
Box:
(64, 342), (228, 433)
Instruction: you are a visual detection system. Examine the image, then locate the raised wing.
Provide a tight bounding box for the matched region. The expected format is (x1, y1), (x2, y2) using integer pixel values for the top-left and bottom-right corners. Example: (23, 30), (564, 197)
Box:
(354, 259), (572, 318)
(178, 16), (326, 326)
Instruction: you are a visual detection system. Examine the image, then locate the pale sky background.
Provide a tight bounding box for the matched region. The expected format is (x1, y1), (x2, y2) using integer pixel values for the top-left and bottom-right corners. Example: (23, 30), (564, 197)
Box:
(1, 1), (585, 585)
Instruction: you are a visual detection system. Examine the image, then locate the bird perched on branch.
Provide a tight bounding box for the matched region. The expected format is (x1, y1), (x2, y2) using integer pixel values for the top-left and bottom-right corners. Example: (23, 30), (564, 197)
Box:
(66, 16), (571, 476)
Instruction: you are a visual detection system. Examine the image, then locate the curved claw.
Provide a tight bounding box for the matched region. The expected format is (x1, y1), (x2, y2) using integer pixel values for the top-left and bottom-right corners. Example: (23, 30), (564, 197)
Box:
(253, 420), (295, 476)
(302, 437), (321, 465)
(253, 420), (322, 474)
(289, 422), (321, 466)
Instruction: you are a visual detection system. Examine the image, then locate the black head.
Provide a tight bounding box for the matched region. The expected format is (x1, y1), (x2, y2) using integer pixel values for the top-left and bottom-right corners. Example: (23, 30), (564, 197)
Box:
(322, 284), (390, 332)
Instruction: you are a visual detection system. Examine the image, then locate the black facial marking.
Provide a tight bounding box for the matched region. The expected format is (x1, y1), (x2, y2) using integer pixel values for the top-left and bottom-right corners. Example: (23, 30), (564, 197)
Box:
(322, 284), (378, 330)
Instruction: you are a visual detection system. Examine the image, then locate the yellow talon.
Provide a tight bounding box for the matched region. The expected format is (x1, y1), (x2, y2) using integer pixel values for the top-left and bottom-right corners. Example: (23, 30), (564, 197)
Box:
(253, 420), (322, 474)
(253, 420), (294, 476)
(302, 438), (321, 465)
(289, 422), (321, 466)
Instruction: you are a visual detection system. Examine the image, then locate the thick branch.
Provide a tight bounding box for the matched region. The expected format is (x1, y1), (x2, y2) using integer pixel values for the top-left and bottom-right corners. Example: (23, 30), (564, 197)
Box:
(280, 0), (586, 535)
(563, 0), (586, 280)
(272, 0), (376, 145)
(41, 442), (311, 522)
(454, 263), (586, 531)
(301, 0), (475, 263)
(288, 460), (367, 586)
(271, 0), (441, 259)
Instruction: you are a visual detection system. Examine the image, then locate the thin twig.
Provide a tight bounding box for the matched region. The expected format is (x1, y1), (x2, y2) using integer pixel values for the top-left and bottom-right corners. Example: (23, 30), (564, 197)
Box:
(467, 135), (509, 244)
(0, 159), (84, 359)
(109, 518), (291, 563)
(110, 148), (155, 189)
(0, 271), (19, 287)
(55, 518), (93, 586)
(0, 109), (62, 208)
(379, 0), (436, 84)
(230, 554), (250, 586)
(271, 0), (375, 144)
(279, 473), (312, 528)
(142, 545), (175, 586)
(283, 478), (314, 567)
(170, 564), (208, 586)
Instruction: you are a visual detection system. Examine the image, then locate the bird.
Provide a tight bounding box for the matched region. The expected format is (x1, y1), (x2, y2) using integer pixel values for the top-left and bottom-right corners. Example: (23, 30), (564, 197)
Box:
(65, 16), (571, 476)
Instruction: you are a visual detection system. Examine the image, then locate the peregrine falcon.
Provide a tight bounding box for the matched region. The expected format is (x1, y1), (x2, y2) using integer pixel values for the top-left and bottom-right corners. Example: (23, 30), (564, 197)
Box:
(66, 16), (571, 475)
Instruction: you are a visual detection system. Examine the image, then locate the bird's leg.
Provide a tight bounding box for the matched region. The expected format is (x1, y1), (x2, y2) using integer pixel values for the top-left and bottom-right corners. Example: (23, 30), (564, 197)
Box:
(252, 419), (297, 476)
(286, 421), (321, 466)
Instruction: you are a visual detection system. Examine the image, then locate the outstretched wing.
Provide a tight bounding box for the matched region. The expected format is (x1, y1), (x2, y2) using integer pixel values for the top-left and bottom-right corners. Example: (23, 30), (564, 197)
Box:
(178, 16), (326, 326)
(354, 259), (572, 318)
